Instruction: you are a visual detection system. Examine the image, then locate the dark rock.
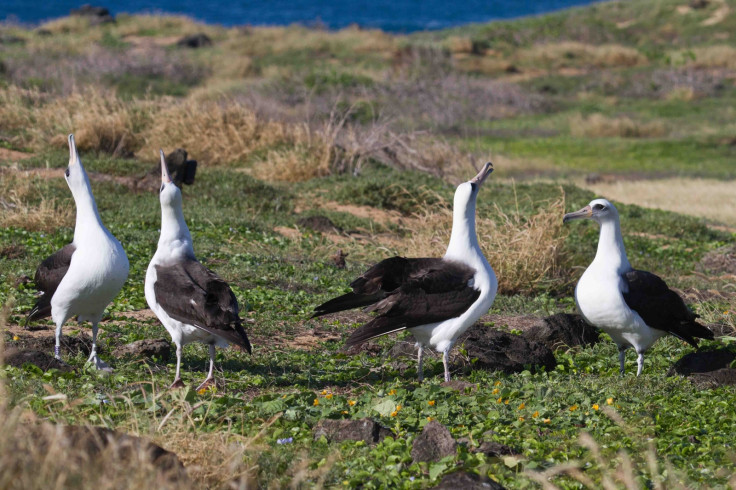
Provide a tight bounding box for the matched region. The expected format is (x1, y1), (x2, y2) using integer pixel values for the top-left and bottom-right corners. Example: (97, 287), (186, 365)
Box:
(386, 340), (417, 359)
(313, 418), (390, 443)
(504, 65), (520, 74)
(4, 349), (74, 372)
(411, 421), (456, 463)
(332, 249), (348, 269)
(113, 338), (171, 361)
(431, 471), (506, 490)
(15, 331), (94, 357)
(455, 325), (556, 374)
(526, 313), (600, 350)
(441, 380), (477, 393)
(70, 5), (115, 24)
(296, 215), (342, 234)
(690, 368), (736, 388)
(690, 0), (709, 8)
(476, 441), (515, 458)
(177, 33), (212, 48)
(0, 35), (25, 45)
(667, 349), (736, 376)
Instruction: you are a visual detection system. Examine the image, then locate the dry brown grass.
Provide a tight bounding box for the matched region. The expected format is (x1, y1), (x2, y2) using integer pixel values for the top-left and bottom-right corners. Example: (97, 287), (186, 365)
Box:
(405, 188), (568, 294)
(518, 42), (647, 68)
(0, 172), (73, 232)
(669, 45), (736, 69)
(569, 113), (667, 138)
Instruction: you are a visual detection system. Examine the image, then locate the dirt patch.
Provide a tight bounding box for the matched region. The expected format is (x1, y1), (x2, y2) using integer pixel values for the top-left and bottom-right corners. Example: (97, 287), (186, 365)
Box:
(123, 35), (181, 48)
(4, 349), (74, 372)
(296, 215), (344, 234)
(5, 326), (94, 356)
(702, 0), (730, 25)
(273, 226), (301, 240)
(0, 148), (33, 162)
(698, 245), (736, 276)
(302, 199), (405, 227)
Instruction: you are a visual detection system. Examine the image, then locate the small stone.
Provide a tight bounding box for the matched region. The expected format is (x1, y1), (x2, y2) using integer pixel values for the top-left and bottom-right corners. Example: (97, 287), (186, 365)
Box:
(476, 441), (515, 458)
(332, 249), (348, 269)
(69, 5), (115, 24)
(177, 33), (212, 48)
(455, 325), (556, 374)
(313, 418), (390, 443)
(526, 313), (600, 350)
(411, 421), (456, 463)
(113, 339), (171, 361)
(431, 472), (506, 490)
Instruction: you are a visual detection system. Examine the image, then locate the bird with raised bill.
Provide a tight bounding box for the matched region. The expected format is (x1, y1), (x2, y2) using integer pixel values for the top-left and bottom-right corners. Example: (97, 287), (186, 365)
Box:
(26, 134), (129, 370)
(563, 198), (713, 375)
(313, 162), (497, 382)
(146, 150), (252, 391)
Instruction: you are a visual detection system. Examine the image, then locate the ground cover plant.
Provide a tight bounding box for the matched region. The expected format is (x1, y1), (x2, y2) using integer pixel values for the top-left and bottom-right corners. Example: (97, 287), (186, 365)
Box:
(1, 0), (736, 488)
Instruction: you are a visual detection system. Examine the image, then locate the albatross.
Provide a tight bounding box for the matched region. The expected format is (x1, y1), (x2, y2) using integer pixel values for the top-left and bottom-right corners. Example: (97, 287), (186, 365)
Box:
(564, 198), (714, 375)
(313, 162), (497, 382)
(145, 150), (252, 390)
(26, 134), (129, 370)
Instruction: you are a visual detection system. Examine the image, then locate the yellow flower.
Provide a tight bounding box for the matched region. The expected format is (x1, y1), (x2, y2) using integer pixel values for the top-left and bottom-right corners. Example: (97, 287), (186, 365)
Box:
(592, 404), (599, 411)
(497, 397), (503, 403)
(197, 387), (207, 395)
(427, 416), (434, 421)
(390, 411), (398, 417)
(341, 410), (349, 414)
(281, 394), (288, 399)
(725, 311), (730, 315)
(606, 398), (614, 405)
(532, 411), (539, 419)
(518, 416), (525, 422)
(494, 381), (502, 386)
(569, 405), (578, 412)
(504, 399), (510, 405)
(348, 400), (356, 406)
(428, 400), (436, 406)
(321, 390), (327, 395)
(395, 405), (402, 411)
(388, 389), (396, 395)
(12, 335), (19, 341)
(492, 388), (499, 395)
(326, 393), (333, 399)
(518, 403), (525, 410)
(543, 418), (551, 424)
(313, 399), (320, 406)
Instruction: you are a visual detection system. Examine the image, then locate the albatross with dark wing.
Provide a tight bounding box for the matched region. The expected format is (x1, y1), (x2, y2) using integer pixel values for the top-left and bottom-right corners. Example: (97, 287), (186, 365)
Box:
(564, 198), (714, 375)
(26, 134), (129, 370)
(145, 150), (252, 390)
(313, 162), (497, 382)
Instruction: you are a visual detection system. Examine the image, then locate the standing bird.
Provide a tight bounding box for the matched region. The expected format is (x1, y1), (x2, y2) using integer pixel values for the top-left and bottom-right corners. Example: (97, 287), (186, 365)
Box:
(313, 163), (497, 382)
(564, 198), (713, 375)
(27, 134), (129, 370)
(145, 150), (252, 390)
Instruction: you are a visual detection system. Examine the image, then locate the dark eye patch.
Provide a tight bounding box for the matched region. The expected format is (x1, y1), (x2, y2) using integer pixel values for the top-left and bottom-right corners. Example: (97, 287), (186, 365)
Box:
(65, 167), (70, 177)
(470, 182), (477, 192)
(160, 184), (165, 193)
(593, 203), (605, 211)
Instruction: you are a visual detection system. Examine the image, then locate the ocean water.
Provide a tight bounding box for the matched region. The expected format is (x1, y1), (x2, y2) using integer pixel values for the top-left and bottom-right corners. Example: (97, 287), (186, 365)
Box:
(2, 0), (600, 33)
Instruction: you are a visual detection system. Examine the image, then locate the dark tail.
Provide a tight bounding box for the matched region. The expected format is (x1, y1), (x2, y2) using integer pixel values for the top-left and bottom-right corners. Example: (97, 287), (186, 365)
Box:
(25, 296), (51, 325)
(233, 321), (253, 354)
(312, 292), (381, 318)
(345, 317), (407, 347)
(670, 321), (715, 349)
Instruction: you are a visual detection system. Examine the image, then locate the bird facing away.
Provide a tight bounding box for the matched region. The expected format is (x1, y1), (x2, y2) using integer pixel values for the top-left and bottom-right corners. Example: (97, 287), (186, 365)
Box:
(564, 198), (713, 375)
(313, 162), (497, 382)
(27, 134), (129, 370)
(145, 150), (252, 391)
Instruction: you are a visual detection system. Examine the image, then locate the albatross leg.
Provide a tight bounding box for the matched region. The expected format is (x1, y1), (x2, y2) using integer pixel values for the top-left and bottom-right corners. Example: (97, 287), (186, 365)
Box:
(417, 345), (424, 382)
(87, 321), (112, 371)
(636, 352), (644, 377)
(170, 343), (185, 389)
(618, 347), (626, 375)
(195, 344), (216, 393)
(442, 349), (451, 382)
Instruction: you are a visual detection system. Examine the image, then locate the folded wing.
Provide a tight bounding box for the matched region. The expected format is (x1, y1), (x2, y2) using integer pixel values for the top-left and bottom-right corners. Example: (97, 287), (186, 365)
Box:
(27, 244), (76, 322)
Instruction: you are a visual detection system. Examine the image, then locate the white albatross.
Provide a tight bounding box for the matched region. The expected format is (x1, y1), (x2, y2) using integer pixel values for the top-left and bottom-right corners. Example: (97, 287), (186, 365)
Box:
(145, 150), (252, 391)
(564, 198), (714, 375)
(26, 134), (129, 370)
(313, 162), (497, 382)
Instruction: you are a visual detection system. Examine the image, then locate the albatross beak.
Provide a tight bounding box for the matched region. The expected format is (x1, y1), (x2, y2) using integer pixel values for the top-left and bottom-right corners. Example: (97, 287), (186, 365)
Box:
(160, 149), (173, 184)
(68, 134), (80, 167)
(470, 162), (494, 186)
(563, 205), (593, 223)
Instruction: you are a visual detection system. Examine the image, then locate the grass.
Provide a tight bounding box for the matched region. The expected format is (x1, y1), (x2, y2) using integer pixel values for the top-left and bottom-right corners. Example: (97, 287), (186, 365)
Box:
(1, 0), (736, 487)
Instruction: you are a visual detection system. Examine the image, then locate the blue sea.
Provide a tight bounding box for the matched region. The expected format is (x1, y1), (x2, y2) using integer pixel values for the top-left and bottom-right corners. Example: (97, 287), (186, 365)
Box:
(3, 1), (600, 33)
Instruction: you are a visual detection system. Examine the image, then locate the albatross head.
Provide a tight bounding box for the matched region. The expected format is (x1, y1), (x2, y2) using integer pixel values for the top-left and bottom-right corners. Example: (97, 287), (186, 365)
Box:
(453, 162), (493, 214)
(64, 134), (92, 192)
(563, 198), (619, 225)
(158, 150), (183, 209)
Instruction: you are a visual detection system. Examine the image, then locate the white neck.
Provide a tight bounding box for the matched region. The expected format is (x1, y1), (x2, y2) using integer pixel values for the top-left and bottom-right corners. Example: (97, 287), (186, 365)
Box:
(159, 202), (195, 259)
(444, 197), (484, 264)
(71, 174), (107, 243)
(592, 218), (631, 273)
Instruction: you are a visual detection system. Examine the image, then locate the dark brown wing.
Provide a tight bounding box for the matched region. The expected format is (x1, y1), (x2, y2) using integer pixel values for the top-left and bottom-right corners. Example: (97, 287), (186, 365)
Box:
(26, 244), (76, 322)
(313, 257), (466, 317)
(154, 260), (252, 353)
(315, 257), (480, 346)
(622, 270), (713, 347)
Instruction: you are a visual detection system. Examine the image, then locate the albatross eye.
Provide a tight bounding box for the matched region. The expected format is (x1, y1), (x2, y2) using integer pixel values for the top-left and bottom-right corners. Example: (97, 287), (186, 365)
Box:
(470, 182), (477, 192)
(593, 203), (606, 211)
(160, 183), (165, 193)
(65, 167), (70, 177)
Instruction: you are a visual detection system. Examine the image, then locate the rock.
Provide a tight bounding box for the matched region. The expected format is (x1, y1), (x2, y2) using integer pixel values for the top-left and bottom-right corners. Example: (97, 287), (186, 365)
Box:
(177, 33), (212, 48)
(526, 313), (600, 350)
(667, 349), (736, 376)
(455, 325), (556, 374)
(386, 340), (417, 359)
(313, 418), (391, 444)
(475, 441), (515, 458)
(431, 471), (506, 490)
(113, 339), (171, 361)
(4, 349), (74, 372)
(690, 0), (709, 8)
(70, 5), (115, 24)
(411, 421), (456, 463)
(297, 215), (342, 234)
(690, 368), (736, 388)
